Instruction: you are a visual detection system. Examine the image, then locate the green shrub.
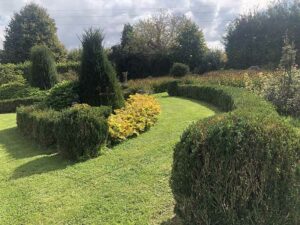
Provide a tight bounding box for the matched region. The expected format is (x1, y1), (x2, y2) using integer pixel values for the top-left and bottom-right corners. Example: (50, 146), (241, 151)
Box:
(17, 105), (60, 147)
(56, 104), (109, 161)
(30, 45), (58, 89)
(170, 63), (189, 77)
(170, 83), (300, 224)
(172, 113), (299, 225)
(0, 97), (43, 113)
(44, 81), (79, 110)
(79, 28), (124, 109)
(0, 82), (45, 100)
(0, 64), (25, 85)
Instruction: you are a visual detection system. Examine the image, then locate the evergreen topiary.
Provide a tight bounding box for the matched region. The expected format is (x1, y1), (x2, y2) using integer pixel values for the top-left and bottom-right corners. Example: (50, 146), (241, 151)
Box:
(79, 28), (124, 109)
(30, 45), (58, 90)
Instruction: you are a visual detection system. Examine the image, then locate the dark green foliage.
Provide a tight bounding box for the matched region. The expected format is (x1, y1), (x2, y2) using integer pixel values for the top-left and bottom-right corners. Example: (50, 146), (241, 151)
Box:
(79, 28), (124, 109)
(170, 83), (299, 224)
(225, 1), (300, 69)
(56, 105), (109, 161)
(0, 82), (46, 100)
(172, 20), (207, 70)
(3, 3), (66, 63)
(0, 97), (43, 113)
(30, 45), (58, 90)
(16, 105), (60, 146)
(172, 113), (299, 225)
(280, 35), (297, 71)
(0, 64), (25, 85)
(44, 81), (79, 110)
(195, 49), (226, 74)
(170, 63), (189, 77)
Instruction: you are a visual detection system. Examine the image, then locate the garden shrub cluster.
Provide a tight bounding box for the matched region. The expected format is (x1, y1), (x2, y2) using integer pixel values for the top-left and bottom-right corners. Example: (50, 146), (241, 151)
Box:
(0, 64), (25, 85)
(17, 104), (111, 160)
(169, 83), (300, 224)
(0, 96), (43, 113)
(0, 82), (45, 100)
(44, 81), (79, 110)
(108, 94), (161, 142)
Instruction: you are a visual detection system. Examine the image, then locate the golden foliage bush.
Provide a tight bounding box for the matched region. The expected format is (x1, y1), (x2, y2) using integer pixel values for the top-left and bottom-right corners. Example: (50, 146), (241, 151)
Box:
(108, 94), (161, 142)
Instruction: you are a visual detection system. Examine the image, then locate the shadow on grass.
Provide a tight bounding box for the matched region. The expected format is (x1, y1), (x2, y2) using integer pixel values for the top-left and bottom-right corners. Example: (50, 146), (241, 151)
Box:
(161, 216), (182, 225)
(0, 127), (55, 159)
(11, 153), (71, 180)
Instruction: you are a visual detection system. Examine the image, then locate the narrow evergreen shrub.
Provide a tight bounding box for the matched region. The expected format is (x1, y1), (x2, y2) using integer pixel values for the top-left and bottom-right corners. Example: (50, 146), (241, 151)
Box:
(30, 45), (58, 90)
(171, 113), (299, 225)
(44, 81), (79, 110)
(56, 104), (109, 161)
(170, 63), (189, 77)
(79, 28), (124, 109)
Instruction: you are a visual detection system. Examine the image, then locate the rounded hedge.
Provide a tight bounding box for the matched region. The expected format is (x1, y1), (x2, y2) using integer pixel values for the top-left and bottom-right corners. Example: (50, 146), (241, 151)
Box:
(170, 63), (190, 77)
(171, 113), (299, 225)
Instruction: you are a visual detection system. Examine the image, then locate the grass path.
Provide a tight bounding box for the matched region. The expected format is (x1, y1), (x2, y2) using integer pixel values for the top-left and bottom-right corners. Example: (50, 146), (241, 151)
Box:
(0, 93), (217, 225)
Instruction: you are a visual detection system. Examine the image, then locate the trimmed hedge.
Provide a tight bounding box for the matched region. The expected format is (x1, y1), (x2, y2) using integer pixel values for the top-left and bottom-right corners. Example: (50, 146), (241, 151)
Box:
(170, 63), (190, 77)
(0, 82), (45, 100)
(0, 61), (80, 81)
(56, 104), (110, 161)
(16, 104), (111, 161)
(0, 97), (43, 113)
(169, 83), (300, 225)
(17, 105), (60, 147)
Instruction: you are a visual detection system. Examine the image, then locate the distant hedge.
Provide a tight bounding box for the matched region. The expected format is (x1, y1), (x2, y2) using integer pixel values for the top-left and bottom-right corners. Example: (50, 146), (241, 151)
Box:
(0, 97), (44, 113)
(0, 61), (80, 81)
(168, 83), (300, 224)
(17, 104), (111, 161)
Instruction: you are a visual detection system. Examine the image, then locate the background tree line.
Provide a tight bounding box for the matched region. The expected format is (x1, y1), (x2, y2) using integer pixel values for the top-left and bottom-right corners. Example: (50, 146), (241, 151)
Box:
(225, 0), (300, 69)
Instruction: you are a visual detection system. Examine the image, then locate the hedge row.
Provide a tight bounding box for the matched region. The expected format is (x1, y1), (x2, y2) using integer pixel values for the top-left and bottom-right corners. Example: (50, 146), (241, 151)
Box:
(168, 83), (300, 224)
(0, 61), (80, 80)
(0, 97), (43, 113)
(17, 104), (111, 161)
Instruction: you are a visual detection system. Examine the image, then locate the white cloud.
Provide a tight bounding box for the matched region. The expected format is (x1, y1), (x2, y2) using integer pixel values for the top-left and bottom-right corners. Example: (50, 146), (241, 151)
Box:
(0, 0), (273, 50)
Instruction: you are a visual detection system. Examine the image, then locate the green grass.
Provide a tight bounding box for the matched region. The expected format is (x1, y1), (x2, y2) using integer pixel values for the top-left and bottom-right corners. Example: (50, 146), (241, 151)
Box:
(0, 93), (217, 225)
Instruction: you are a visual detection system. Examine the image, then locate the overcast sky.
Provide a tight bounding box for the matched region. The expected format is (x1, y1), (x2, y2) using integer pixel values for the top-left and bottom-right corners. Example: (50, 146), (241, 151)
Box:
(0, 0), (272, 50)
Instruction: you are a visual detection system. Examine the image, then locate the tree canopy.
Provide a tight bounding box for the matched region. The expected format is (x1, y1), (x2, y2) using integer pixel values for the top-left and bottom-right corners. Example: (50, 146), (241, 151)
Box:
(3, 3), (66, 63)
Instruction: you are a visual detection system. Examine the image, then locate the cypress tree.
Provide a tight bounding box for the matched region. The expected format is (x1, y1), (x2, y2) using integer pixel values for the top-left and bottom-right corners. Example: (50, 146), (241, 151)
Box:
(79, 28), (124, 109)
(30, 45), (58, 90)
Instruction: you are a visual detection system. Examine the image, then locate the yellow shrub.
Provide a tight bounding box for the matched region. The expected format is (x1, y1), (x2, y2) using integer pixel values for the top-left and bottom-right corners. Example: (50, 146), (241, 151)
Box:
(108, 94), (161, 142)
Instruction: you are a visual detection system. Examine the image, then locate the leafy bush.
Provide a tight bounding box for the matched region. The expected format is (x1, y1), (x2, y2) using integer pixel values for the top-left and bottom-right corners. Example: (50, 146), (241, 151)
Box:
(17, 105), (60, 146)
(79, 28), (124, 109)
(0, 64), (25, 85)
(263, 68), (300, 117)
(108, 94), (161, 142)
(0, 82), (45, 100)
(170, 63), (189, 77)
(169, 83), (299, 224)
(172, 113), (299, 225)
(56, 104), (109, 161)
(44, 81), (79, 110)
(0, 97), (43, 113)
(29, 45), (58, 89)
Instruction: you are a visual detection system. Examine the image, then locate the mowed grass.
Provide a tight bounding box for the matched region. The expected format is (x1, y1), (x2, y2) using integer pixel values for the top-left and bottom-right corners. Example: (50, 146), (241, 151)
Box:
(0, 93), (217, 225)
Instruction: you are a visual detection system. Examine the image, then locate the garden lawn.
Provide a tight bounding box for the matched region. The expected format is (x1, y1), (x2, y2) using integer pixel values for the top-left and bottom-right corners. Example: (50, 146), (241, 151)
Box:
(0, 93), (217, 225)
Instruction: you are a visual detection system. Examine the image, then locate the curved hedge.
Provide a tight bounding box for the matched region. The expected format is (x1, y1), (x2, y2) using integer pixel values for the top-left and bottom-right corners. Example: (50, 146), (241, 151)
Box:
(0, 96), (44, 113)
(168, 83), (300, 225)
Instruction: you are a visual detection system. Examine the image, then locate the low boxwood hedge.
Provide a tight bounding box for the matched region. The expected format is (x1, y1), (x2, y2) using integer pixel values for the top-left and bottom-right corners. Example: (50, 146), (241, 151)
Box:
(0, 97), (44, 113)
(168, 83), (300, 225)
(16, 104), (111, 161)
